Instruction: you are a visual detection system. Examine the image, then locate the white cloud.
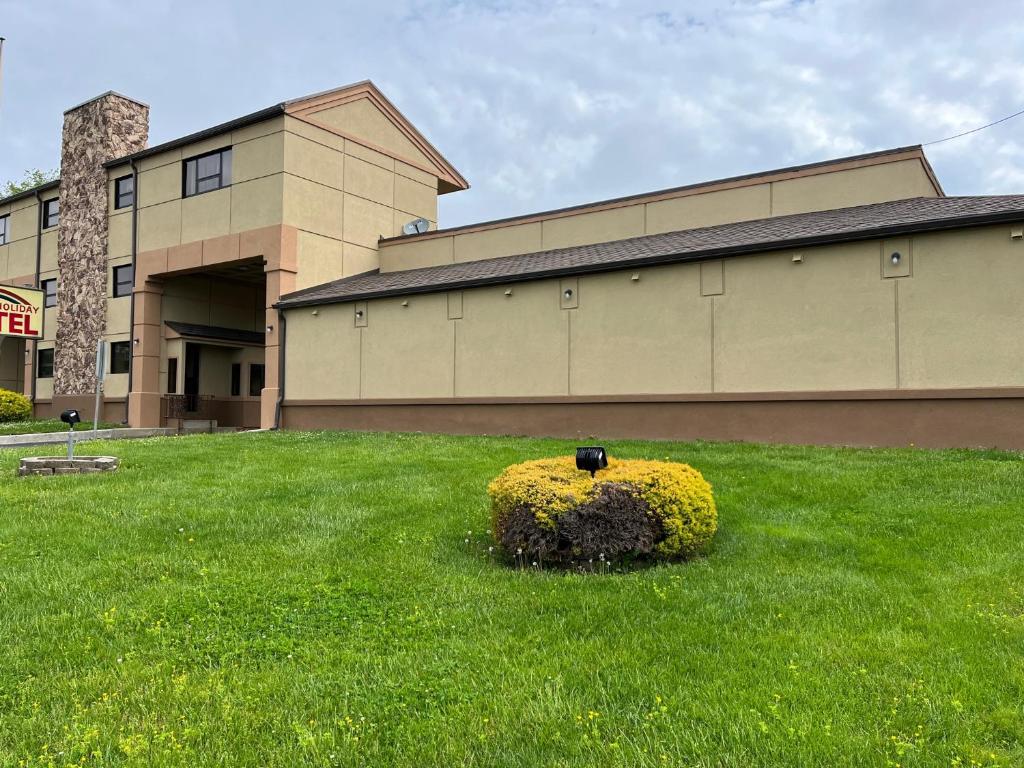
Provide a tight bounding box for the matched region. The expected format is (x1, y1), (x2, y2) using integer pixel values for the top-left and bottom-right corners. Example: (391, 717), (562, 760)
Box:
(1, 0), (1023, 223)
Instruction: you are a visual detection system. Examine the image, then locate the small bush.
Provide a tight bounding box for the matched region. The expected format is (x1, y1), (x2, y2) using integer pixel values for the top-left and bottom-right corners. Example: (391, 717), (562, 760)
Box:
(488, 456), (716, 566)
(0, 389), (32, 423)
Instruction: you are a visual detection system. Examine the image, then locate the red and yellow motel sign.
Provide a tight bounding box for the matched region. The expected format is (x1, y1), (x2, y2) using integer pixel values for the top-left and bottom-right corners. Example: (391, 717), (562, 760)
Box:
(0, 285), (44, 339)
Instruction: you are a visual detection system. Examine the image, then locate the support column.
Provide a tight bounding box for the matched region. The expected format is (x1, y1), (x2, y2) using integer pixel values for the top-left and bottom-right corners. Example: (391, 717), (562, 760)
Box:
(259, 226), (297, 429)
(22, 342), (34, 399)
(127, 278), (163, 427)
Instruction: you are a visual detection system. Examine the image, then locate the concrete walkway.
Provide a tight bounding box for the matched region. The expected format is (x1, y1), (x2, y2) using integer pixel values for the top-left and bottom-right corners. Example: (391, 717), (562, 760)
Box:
(0, 427), (175, 449)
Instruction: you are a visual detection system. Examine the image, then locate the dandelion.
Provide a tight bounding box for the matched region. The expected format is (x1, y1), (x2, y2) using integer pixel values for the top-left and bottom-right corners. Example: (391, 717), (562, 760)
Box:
(178, 527), (184, 533)
(488, 546), (494, 553)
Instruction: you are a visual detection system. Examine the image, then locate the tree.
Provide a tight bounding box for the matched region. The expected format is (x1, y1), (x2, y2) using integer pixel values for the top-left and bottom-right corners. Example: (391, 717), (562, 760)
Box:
(2, 168), (59, 197)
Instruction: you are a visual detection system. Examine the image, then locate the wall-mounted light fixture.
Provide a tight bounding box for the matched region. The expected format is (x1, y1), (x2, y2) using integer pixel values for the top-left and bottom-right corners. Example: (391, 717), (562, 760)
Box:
(266, 324), (274, 333)
(504, 288), (512, 296)
(132, 338), (139, 346)
(630, 273), (640, 281)
(311, 309), (318, 316)
(401, 300), (409, 307)
(355, 310), (364, 318)
(563, 288), (573, 300)
(792, 253), (803, 263)
(890, 251), (902, 265)
(1011, 226), (1023, 240)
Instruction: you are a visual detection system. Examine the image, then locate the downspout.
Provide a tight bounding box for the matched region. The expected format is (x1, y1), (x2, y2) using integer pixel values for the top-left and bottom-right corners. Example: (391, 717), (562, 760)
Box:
(124, 158), (138, 425)
(30, 189), (43, 405)
(273, 307), (286, 429)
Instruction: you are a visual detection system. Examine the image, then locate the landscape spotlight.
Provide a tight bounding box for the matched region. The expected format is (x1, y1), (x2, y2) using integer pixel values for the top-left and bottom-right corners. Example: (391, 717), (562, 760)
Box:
(576, 446), (608, 477)
(60, 409), (81, 460)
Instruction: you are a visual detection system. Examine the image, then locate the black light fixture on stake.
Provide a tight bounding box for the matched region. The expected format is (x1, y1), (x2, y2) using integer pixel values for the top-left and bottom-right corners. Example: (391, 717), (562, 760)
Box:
(60, 409), (81, 460)
(576, 446), (608, 477)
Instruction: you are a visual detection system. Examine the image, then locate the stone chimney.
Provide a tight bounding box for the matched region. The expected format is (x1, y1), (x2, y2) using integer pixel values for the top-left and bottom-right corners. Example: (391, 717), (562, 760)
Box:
(54, 92), (148, 398)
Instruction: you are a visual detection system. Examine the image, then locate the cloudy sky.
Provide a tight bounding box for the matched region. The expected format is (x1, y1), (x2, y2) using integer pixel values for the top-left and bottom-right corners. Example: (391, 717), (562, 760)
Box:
(1, 0), (1022, 227)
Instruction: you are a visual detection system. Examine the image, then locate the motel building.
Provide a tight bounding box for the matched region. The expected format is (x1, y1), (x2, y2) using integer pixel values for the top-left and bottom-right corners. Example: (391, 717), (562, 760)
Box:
(1, 83), (1023, 448)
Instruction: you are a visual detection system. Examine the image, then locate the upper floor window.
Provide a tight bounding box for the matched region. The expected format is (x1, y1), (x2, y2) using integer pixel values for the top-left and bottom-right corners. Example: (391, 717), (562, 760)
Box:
(114, 175), (135, 209)
(37, 348), (54, 379)
(0, 214), (8, 245)
(112, 264), (133, 298)
(42, 198), (59, 229)
(183, 147), (232, 197)
(41, 278), (57, 308)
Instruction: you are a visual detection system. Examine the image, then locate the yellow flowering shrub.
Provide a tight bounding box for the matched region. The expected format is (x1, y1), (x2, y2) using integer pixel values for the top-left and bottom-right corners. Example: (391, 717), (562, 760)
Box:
(488, 456), (716, 563)
(0, 388), (31, 422)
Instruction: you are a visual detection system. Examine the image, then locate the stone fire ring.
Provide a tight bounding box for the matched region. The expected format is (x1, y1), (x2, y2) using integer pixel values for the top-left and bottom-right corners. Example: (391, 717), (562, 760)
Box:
(18, 456), (120, 477)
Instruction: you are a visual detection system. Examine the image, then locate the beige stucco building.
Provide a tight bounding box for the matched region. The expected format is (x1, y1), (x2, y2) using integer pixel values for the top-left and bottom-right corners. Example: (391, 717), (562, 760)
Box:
(2, 81), (1023, 448)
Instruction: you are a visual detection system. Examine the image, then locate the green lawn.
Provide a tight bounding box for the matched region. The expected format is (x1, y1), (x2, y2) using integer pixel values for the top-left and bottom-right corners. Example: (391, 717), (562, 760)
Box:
(0, 431), (1021, 767)
(0, 418), (122, 436)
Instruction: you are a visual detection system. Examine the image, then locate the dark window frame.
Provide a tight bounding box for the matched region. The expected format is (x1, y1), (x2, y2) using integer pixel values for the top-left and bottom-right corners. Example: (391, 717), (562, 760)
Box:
(109, 341), (131, 375)
(248, 363), (265, 397)
(182, 147), (232, 198)
(37, 348), (54, 378)
(42, 198), (59, 229)
(167, 357), (178, 394)
(0, 214), (8, 245)
(114, 175), (135, 210)
(112, 264), (133, 298)
(41, 278), (57, 308)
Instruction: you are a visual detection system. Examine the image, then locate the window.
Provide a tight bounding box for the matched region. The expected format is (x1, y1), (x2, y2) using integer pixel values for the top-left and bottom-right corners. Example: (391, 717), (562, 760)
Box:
(183, 147), (232, 197)
(37, 348), (54, 378)
(110, 341), (131, 374)
(42, 198), (59, 229)
(0, 214), (8, 245)
(167, 357), (178, 394)
(112, 264), (133, 298)
(41, 278), (57, 308)
(114, 175), (134, 209)
(248, 363), (265, 397)
(230, 363), (241, 396)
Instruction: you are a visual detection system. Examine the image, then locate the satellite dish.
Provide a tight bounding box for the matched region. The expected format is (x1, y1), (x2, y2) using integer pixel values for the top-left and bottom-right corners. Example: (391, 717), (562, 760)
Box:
(402, 217), (430, 236)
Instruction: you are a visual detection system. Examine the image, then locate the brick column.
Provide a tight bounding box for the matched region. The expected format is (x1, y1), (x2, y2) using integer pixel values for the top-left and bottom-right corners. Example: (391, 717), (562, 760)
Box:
(127, 278), (163, 427)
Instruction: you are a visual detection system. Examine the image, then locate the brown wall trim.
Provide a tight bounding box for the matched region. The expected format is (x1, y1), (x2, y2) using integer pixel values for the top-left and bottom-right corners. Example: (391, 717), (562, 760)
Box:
(34, 396), (128, 424)
(280, 395), (1024, 450)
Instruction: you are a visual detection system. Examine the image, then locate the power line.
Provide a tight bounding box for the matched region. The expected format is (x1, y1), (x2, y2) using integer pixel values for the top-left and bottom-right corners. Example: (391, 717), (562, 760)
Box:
(923, 104), (1024, 146)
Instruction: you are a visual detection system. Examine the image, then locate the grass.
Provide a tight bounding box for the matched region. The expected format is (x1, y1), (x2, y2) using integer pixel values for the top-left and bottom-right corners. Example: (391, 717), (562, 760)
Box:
(0, 431), (1022, 767)
(0, 418), (122, 436)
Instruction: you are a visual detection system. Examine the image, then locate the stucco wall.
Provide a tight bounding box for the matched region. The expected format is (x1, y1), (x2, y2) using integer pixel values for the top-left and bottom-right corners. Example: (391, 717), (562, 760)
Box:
(131, 118), (286, 256)
(282, 116), (440, 291)
(379, 155), (940, 272)
(284, 223), (1024, 402)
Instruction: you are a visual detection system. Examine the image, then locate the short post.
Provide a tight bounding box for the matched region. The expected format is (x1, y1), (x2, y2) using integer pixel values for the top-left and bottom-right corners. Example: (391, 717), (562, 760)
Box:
(60, 409), (81, 461)
(93, 339), (107, 434)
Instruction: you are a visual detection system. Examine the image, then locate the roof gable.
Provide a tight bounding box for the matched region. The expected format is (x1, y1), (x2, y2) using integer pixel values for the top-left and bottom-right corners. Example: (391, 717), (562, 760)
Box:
(285, 81), (468, 194)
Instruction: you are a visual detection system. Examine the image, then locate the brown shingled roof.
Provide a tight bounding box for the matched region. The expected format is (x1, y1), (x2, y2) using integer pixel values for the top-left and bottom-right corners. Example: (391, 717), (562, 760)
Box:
(277, 195), (1024, 309)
